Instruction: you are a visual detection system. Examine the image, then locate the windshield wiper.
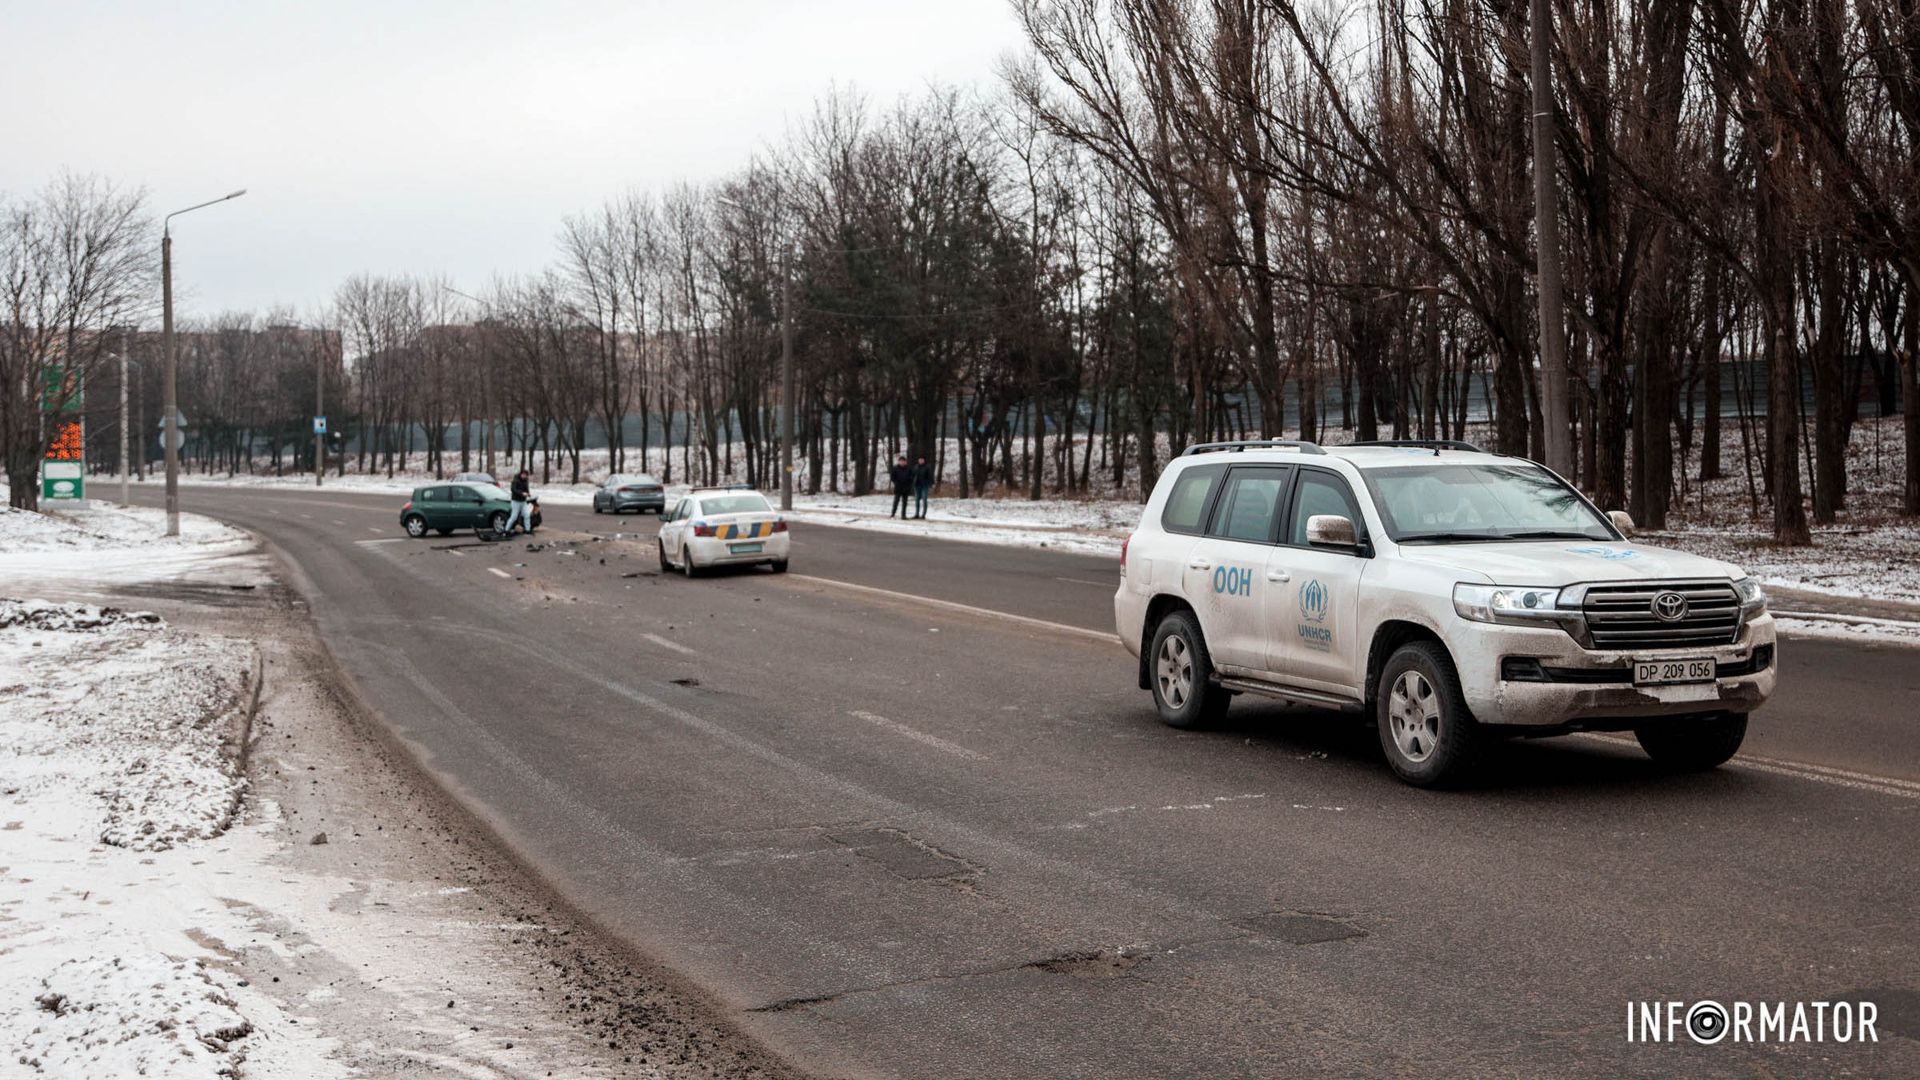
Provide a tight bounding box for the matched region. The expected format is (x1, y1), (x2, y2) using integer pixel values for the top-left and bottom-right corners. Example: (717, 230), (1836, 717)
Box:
(1500, 530), (1605, 540)
(1395, 532), (1503, 543)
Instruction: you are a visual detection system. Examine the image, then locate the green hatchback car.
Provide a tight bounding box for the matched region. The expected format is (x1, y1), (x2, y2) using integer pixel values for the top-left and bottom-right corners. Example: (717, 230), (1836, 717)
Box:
(401, 483), (513, 537)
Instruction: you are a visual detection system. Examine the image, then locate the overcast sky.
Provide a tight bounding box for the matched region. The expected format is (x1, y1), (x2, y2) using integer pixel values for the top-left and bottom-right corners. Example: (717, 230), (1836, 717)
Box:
(4, 0), (1025, 320)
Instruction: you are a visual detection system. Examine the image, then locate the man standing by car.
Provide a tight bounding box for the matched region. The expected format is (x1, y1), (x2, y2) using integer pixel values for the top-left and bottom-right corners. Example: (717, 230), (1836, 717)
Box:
(505, 469), (534, 534)
(889, 455), (912, 519)
(911, 455), (933, 519)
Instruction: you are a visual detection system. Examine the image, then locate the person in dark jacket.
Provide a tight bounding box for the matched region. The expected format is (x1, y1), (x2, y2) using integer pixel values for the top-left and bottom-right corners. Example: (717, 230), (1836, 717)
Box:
(911, 456), (934, 519)
(889, 455), (912, 518)
(505, 470), (534, 534)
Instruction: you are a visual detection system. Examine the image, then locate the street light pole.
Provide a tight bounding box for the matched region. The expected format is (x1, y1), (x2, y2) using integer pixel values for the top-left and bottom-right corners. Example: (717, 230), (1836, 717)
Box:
(1529, 0), (1572, 476)
(780, 242), (794, 511)
(315, 334), (325, 487)
(161, 188), (245, 536)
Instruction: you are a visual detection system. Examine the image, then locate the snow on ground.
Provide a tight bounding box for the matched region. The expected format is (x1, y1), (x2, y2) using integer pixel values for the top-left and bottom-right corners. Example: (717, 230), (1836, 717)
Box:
(79, 414), (1917, 599)
(1773, 613), (1920, 647)
(0, 600), (341, 1078)
(0, 498), (266, 591)
(1636, 416), (1919, 605)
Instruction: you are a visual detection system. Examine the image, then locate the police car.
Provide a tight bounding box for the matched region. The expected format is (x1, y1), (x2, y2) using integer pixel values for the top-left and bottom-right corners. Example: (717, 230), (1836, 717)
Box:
(1114, 439), (1777, 786)
(658, 486), (791, 576)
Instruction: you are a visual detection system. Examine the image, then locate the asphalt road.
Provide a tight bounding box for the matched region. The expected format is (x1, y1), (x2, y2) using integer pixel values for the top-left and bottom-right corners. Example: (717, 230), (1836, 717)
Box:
(136, 484), (1920, 1077)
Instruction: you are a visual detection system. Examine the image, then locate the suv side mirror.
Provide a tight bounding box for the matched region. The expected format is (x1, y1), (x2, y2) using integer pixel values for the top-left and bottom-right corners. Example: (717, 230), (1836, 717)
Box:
(1608, 509), (1636, 536)
(1306, 514), (1359, 550)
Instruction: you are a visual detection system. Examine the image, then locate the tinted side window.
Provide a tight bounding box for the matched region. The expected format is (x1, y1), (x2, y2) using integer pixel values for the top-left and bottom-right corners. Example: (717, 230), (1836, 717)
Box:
(1288, 470), (1362, 546)
(1160, 464), (1225, 535)
(1207, 467), (1291, 543)
(418, 488), (439, 503)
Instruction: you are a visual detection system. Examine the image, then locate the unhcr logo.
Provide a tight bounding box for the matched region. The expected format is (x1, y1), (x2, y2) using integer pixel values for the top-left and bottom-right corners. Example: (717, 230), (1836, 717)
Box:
(1298, 578), (1329, 623)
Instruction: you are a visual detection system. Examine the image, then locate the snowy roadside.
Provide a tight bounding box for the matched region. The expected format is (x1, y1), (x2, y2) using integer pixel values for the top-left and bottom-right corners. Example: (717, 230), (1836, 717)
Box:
(0, 598), (334, 1077)
(0, 500), (270, 592)
(0, 508), (802, 1079)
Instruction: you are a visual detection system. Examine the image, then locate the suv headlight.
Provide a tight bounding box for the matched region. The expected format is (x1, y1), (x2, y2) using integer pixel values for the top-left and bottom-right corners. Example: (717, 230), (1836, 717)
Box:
(1453, 583), (1567, 625)
(1734, 576), (1767, 616)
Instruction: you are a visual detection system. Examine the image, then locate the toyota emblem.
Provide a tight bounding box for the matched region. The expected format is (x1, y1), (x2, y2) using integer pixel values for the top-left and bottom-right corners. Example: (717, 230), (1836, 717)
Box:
(1650, 591), (1689, 622)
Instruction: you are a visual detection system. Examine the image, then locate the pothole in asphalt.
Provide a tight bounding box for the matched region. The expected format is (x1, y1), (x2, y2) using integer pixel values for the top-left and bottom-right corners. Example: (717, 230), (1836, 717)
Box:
(1236, 911), (1367, 945)
(829, 827), (976, 881)
(1029, 950), (1143, 978)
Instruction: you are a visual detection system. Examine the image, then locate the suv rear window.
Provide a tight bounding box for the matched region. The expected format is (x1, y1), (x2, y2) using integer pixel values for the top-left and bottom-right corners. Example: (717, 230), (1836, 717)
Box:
(1160, 464), (1224, 535)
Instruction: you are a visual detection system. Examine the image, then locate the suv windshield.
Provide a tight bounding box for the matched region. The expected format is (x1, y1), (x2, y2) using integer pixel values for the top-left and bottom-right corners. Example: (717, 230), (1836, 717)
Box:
(1362, 463), (1614, 543)
(698, 494), (771, 516)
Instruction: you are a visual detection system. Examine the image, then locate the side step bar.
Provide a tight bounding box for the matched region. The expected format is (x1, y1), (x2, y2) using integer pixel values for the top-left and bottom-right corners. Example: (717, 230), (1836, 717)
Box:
(1215, 677), (1367, 714)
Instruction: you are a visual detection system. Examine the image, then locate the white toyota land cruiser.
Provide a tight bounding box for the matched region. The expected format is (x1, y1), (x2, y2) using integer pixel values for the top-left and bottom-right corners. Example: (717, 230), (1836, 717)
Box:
(1115, 439), (1776, 786)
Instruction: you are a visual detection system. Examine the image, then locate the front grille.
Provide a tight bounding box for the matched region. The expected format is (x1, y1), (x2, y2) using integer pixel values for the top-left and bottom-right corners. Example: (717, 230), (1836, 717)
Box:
(1581, 580), (1741, 651)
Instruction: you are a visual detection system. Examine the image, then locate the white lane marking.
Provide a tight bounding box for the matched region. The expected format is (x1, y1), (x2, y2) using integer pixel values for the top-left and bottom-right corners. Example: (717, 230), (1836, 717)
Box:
(354, 538), (407, 546)
(1571, 733), (1920, 800)
(789, 574), (1117, 644)
(332, 519), (347, 526)
(642, 632), (696, 656)
(300, 513), (312, 519)
(366, 527), (383, 534)
(1055, 576), (1112, 588)
(849, 710), (986, 761)
(446, 548), (465, 557)
(487, 567), (512, 579)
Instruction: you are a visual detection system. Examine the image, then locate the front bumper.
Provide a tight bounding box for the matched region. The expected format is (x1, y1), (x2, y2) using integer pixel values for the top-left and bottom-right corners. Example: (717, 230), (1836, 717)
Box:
(1459, 613), (1778, 729)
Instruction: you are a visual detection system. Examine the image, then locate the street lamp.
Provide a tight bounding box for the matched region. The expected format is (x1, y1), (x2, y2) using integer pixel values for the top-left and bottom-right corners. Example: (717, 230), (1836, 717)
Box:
(161, 188), (246, 536)
(715, 195), (795, 511)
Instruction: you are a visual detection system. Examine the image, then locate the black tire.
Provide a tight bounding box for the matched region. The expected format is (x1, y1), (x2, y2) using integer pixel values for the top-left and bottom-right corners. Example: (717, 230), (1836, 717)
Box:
(403, 514), (428, 538)
(658, 540), (671, 573)
(1635, 713), (1747, 771)
(770, 559), (789, 574)
(681, 547), (700, 578)
(487, 510), (509, 535)
(593, 502), (603, 514)
(1375, 641), (1481, 787)
(1146, 610), (1231, 729)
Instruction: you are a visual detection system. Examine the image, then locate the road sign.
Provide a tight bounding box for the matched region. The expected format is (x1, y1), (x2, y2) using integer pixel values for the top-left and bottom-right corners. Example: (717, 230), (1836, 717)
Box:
(41, 460), (84, 501)
(41, 367), (82, 413)
(313, 416), (328, 435)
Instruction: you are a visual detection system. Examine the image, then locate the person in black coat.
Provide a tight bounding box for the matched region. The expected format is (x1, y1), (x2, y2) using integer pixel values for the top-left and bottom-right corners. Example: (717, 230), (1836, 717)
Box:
(505, 470), (534, 534)
(889, 455), (912, 518)
(911, 456), (934, 519)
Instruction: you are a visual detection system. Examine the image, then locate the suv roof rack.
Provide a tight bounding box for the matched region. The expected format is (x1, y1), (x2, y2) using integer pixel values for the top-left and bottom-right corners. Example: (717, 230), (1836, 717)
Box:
(1182, 439), (1327, 457)
(1343, 439), (1484, 454)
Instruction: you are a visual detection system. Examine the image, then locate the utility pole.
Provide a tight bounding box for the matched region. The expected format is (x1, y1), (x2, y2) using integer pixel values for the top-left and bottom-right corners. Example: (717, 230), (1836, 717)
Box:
(315, 333), (325, 487)
(119, 327), (131, 507)
(1529, 0), (1573, 476)
(780, 242), (794, 511)
(160, 188), (246, 537)
(162, 230), (178, 535)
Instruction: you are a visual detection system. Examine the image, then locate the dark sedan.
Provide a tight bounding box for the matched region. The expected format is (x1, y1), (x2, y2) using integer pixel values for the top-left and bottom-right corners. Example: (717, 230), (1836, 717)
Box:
(592, 473), (665, 514)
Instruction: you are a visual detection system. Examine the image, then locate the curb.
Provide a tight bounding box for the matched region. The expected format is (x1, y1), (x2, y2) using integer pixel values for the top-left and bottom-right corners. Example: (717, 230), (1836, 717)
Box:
(1772, 609), (1920, 630)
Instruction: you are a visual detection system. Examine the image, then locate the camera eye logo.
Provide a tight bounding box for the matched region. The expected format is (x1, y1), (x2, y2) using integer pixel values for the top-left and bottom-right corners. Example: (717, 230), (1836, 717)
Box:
(1298, 578), (1329, 623)
(1686, 1001), (1729, 1045)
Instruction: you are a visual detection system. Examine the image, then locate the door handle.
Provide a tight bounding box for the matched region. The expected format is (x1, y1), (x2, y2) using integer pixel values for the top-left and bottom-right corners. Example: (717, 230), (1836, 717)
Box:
(1188, 558), (1212, 570)
(1266, 569), (1291, 583)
